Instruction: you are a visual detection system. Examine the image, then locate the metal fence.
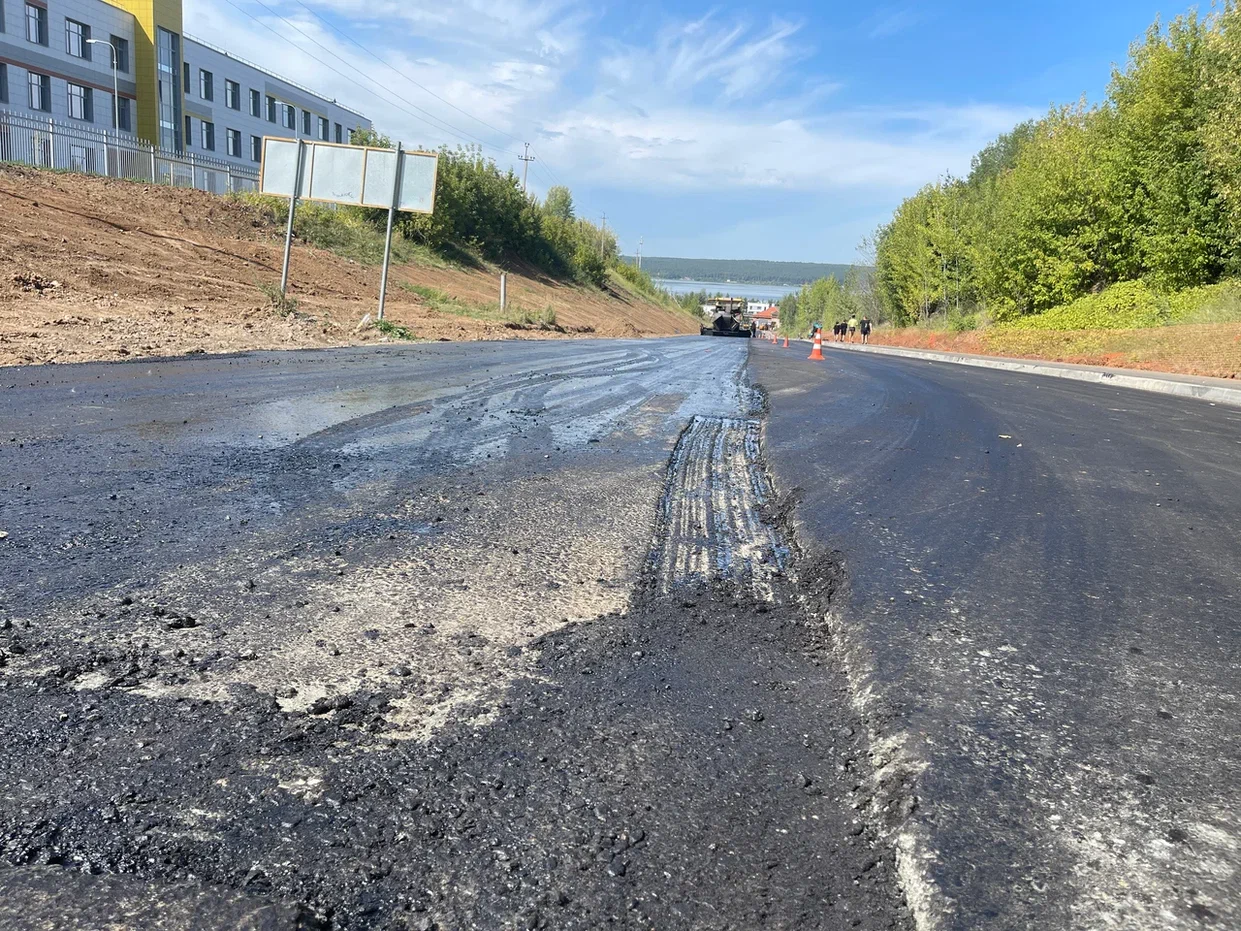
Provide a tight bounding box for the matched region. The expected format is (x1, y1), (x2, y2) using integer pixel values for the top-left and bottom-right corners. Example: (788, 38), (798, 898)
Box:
(0, 108), (259, 194)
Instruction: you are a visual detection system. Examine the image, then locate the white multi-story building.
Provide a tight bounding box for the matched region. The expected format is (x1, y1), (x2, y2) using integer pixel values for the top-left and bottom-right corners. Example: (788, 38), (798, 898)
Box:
(0, 0), (369, 173)
(181, 34), (369, 170)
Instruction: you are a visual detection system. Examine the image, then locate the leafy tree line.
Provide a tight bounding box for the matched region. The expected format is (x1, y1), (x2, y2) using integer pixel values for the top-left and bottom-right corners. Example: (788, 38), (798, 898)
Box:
(778, 268), (883, 336)
(628, 256), (859, 286)
(872, 6), (1241, 326)
(350, 135), (621, 288)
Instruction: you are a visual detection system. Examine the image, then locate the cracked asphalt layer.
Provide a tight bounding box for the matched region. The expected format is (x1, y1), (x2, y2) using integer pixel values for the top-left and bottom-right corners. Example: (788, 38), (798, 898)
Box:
(0, 338), (912, 930)
(752, 340), (1241, 930)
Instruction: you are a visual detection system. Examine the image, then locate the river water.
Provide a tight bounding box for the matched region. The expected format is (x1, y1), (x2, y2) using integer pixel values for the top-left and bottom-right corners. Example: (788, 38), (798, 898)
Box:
(653, 279), (799, 303)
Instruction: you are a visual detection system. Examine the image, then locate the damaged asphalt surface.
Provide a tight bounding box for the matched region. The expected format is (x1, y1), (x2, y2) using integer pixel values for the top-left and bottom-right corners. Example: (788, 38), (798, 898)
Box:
(5, 335), (1237, 931)
(752, 340), (1241, 930)
(0, 339), (913, 930)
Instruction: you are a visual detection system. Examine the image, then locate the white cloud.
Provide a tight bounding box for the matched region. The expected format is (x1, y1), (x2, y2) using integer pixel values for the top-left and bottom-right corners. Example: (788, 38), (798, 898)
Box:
(864, 7), (921, 40)
(184, 0), (1037, 256)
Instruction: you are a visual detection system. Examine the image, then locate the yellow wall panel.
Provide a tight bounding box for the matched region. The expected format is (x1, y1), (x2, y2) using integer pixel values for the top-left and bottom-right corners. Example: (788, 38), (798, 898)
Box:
(109, 0), (183, 148)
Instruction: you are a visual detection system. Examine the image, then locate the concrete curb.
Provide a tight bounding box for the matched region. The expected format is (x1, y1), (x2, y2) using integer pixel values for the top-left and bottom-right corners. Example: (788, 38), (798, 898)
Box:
(788, 339), (1241, 409)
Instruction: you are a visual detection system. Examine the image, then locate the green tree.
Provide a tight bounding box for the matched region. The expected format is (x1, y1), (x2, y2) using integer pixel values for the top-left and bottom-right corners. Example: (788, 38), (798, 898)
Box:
(1202, 3), (1241, 259)
(1109, 14), (1230, 290)
(543, 186), (575, 221)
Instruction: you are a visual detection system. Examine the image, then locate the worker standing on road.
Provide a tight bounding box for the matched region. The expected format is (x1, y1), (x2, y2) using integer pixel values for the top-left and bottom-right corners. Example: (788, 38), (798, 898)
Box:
(848, 315), (859, 342)
(860, 317), (871, 344)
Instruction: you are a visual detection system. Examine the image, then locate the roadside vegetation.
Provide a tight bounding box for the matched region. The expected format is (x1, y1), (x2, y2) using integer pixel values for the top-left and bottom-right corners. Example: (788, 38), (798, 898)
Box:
(398, 282), (561, 329)
(866, 5), (1241, 332)
(234, 136), (691, 318)
(777, 270), (883, 336)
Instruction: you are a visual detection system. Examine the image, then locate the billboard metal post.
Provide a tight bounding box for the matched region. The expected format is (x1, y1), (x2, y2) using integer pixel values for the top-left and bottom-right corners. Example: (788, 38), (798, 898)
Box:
(377, 142), (404, 321)
(500, 273), (507, 311)
(280, 139), (306, 298)
(261, 138), (436, 307)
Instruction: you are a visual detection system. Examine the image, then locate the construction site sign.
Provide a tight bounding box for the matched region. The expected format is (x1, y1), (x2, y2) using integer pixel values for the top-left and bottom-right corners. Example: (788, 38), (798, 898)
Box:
(259, 137), (438, 319)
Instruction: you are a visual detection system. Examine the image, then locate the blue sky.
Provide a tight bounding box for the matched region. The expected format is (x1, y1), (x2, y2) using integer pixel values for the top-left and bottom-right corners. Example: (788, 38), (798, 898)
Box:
(187, 0), (1196, 264)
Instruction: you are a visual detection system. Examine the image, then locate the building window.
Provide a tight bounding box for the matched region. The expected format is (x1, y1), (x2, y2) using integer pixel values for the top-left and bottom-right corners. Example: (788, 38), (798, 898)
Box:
(184, 115), (192, 147)
(68, 83), (93, 121)
(156, 27), (183, 151)
(199, 69), (212, 101)
(225, 80), (240, 110)
(116, 96), (131, 132)
(301, 109), (311, 135)
(69, 144), (97, 173)
(280, 103), (295, 130)
(334, 122), (342, 143)
(66, 19), (91, 59)
(183, 61), (190, 89)
(226, 128), (241, 158)
(112, 36), (130, 73)
(28, 72), (49, 111)
(317, 116), (328, 141)
(266, 96), (276, 123)
(26, 3), (48, 46)
(250, 134), (262, 163)
(200, 120), (215, 151)
(0, 65), (7, 106)
(249, 88), (260, 117)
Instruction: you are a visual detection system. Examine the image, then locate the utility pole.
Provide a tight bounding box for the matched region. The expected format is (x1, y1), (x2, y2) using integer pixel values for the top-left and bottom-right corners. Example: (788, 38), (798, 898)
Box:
(637, 237), (643, 271)
(519, 143), (535, 195)
(599, 213), (606, 254)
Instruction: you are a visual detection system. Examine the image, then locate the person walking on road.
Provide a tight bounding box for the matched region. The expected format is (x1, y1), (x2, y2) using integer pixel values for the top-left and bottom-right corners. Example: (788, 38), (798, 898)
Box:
(860, 317), (871, 344)
(848, 315), (859, 342)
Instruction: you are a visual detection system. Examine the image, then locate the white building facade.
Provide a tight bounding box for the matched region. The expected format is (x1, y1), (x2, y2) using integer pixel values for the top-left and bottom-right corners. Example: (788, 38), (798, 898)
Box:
(0, 0), (138, 132)
(181, 35), (369, 170)
(0, 0), (370, 180)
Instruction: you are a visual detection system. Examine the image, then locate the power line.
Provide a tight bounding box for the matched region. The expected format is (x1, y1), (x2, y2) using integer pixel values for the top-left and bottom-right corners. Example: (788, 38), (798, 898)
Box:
(218, 1), (585, 211)
(219, 0), (524, 157)
(288, 0), (525, 146)
(528, 146), (565, 187)
(282, 0), (571, 187)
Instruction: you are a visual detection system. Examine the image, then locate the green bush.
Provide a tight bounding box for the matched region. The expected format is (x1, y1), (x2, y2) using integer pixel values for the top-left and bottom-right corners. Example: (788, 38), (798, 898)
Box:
(572, 245), (609, 287)
(1000, 278), (1241, 330)
(374, 319), (420, 341)
(234, 193), (424, 266)
(239, 144), (630, 292)
(947, 309), (979, 333)
(1002, 280), (1165, 330)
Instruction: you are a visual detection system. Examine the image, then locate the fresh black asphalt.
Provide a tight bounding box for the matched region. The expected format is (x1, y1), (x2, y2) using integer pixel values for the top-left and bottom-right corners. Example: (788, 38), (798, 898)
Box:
(0, 340), (911, 930)
(752, 339), (1241, 930)
(2, 336), (1238, 930)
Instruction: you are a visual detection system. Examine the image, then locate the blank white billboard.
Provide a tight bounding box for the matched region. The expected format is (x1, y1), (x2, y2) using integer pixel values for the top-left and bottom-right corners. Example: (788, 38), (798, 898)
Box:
(259, 138), (438, 213)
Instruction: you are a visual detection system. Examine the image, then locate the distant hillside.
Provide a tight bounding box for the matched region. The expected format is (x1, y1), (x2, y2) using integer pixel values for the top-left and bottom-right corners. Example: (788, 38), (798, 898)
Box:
(623, 256), (863, 286)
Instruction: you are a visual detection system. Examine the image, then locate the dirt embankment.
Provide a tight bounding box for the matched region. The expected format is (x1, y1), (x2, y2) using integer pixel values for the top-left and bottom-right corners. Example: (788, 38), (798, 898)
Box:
(867, 322), (1241, 379)
(0, 166), (696, 366)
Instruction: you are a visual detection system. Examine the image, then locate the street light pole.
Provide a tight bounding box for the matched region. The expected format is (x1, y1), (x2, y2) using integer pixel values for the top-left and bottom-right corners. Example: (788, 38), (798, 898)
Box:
(86, 39), (119, 134)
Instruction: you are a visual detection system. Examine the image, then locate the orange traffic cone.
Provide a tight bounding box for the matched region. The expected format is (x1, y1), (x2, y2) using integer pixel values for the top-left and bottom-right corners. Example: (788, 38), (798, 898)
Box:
(782, 336), (789, 348)
(808, 329), (824, 361)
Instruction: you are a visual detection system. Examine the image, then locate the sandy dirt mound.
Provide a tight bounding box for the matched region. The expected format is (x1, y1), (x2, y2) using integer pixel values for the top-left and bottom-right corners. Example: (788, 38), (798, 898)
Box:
(0, 166), (695, 366)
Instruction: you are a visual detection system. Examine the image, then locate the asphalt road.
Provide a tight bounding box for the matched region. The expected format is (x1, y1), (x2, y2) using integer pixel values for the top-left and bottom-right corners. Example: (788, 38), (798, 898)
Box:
(0, 339), (912, 930)
(752, 339), (1241, 930)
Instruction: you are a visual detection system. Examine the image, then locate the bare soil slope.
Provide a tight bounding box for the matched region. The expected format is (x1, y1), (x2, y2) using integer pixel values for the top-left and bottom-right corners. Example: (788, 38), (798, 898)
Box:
(0, 166), (695, 365)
